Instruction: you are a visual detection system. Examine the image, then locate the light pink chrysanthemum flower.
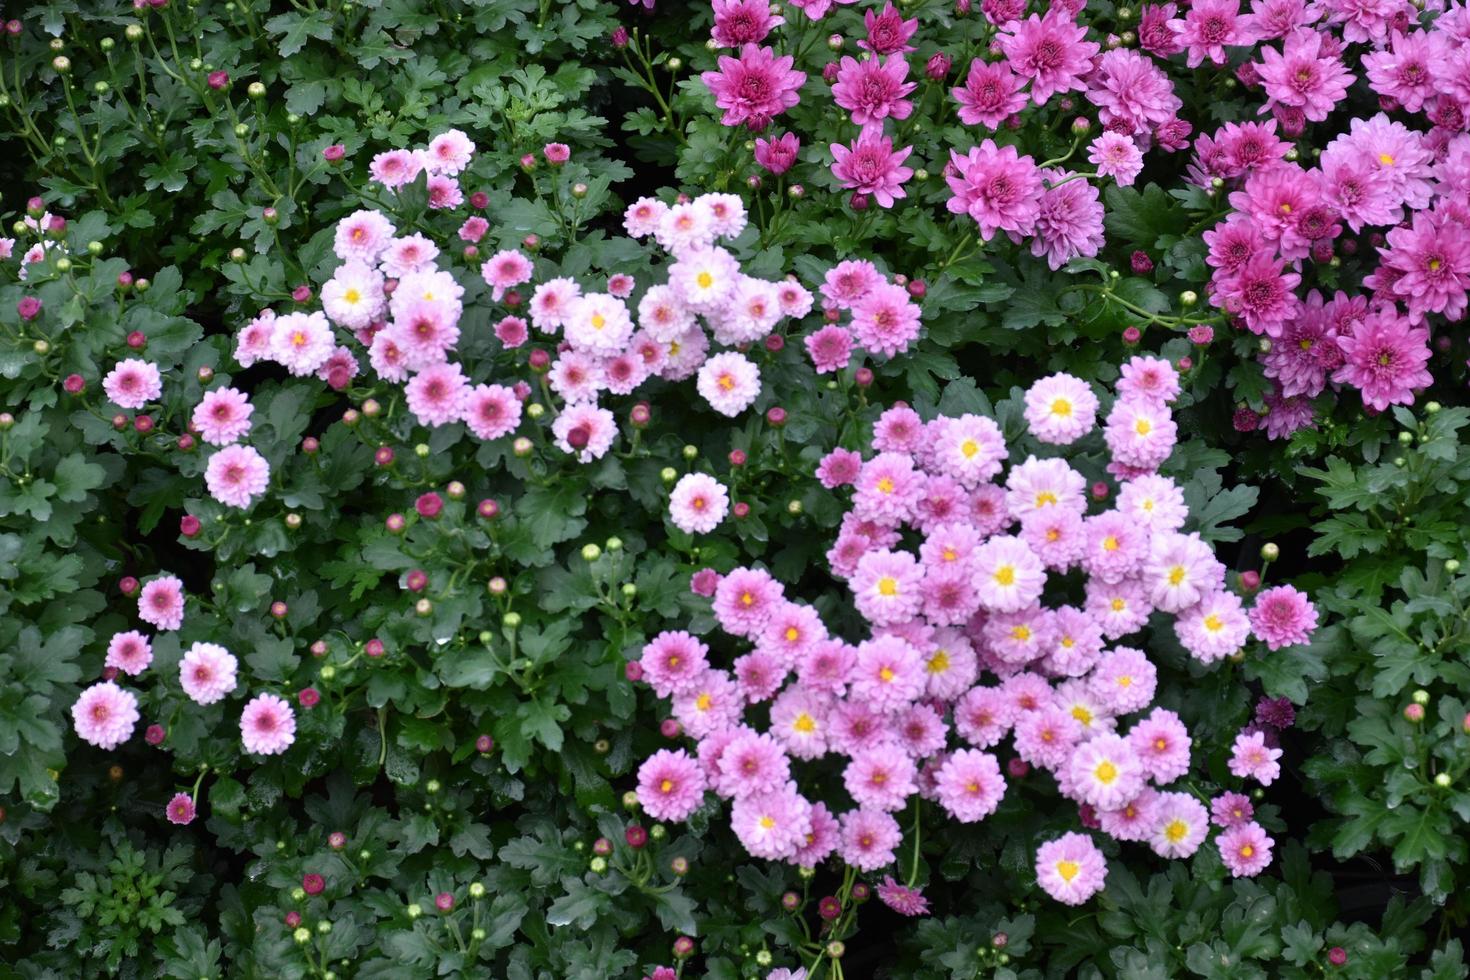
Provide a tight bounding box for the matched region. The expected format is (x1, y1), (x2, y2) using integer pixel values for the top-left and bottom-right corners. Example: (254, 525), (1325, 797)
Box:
(656, 201), (718, 255)
(165, 792), (196, 825)
(669, 247), (741, 314)
(1148, 791), (1209, 858)
(638, 749), (708, 820)
(697, 351), (761, 417)
(876, 876), (929, 917)
(851, 281), (922, 358)
(529, 277), (583, 333)
(562, 293), (634, 355)
(1211, 791), (1254, 828)
(973, 536), (1047, 613)
(1023, 373), (1098, 444)
(1034, 831), (1107, 905)
(1249, 585), (1318, 650)
(1013, 704), (1082, 770)
(624, 196), (669, 238)
(851, 635), (926, 714)
(425, 128), (476, 175)
(333, 209), (396, 262)
(205, 444), (271, 509)
(1116, 475), (1188, 532)
(1098, 788), (1160, 842)
(844, 744), (917, 811)
(138, 575), (186, 631)
(1104, 398), (1177, 472)
(1228, 730), (1282, 785)
(102, 359), (163, 410)
(404, 362), (470, 428)
(179, 641), (238, 705)
(240, 693), (296, 755)
(838, 807), (902, 871)
(1128, 706), (1192, 784)
(1088, 49), (1182, 135)
(479, 250), (534, 302)
(234, 310), (276, 368)
(462, 383), (521, 441)
(851, 549), (924, 626)
(552, 403), (618, 463)
(698, 192), (749, 239)
(1088, 647), (1157, 715)
(934, 748), (1006, 823)
(806, 325), (855, 374)
(321, 260), (386, 331)
(270, 311), (336, 376)
(368, 149), (423, 191)
(1175, 589), (1251, 663)
(1143, 531), (1223, 613)
(192, 387), (254, 446)
(1218, 821), (1273, 876)
(1031, 169), (1106, 271)
(732, 783), (813, 860)
(670, 473), (730, 534)
(105, 630), (154, 676)
(1006, 455), (1087, 519)
(1088, 132), (1145, 186)
(1063, 733), (1146, 811)
(71, 682), (139, 749)
(717, 731), (792, 799)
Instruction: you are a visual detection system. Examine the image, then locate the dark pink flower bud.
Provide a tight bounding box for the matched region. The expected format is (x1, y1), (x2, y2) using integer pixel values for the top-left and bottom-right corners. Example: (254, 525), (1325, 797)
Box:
(328, 831), (347, 849)
(631, 402), (652, 427)
(592, 837), (613, 857)
(854, 367), (874, 387)
(1176, 356), (1192, 372)
(818, 896), (842, 920)
(673, 937), (695, 959)
(766, 407), (787, 427)
(112, 414), (128, 431)
(180, 515), (201, 538)
(310, 640), (328, 657)
(285, 911), (301, 928)
(1090, 481), (1109, 501)
(764, 334), (785, 352)
(291, 285), (313, 303)
(625, 660), (644, 682)
(477, 498), (500, 520)
(925, 52), (951, 80)
(1130, 251), (1153, 275)
(119, 576), (140, 596)
(625, 825), (648, 848)
(1232, 407), (1261, 432)
(145, 724), (165, 745)
(365, 638), (386, 658)
(691, 568), (720, 596)
(16, 296), (41, 320)
(117, 271), (134, 289)
(415, 492), (443, 519)
(907, 279), (927, 298)
(1327, 947), (1347, 967)
(63, 373), (84, 394)
(101, 665), (119, 682)
(1188, 325), (1214, 345)
(405, 569), (429, 592)
(733, 501), (750, 518)
(1122, 326), (1142, 345)
(729, 449), (747, 466)
(298, 687), (321, 708)
(126, 330), (146, 349)
(375, 446), (395, 467)
(207, 70), (229, 90)
(660, 718), (682, 738)
(133, 414), (154, 434)
(322, 144), (345, 163)
(270, 600), (288, 619)
(302, 873), (325, 895)
(1006, 757), (1029, 778)
(851, 882), (871, 903)
(476, 734), (495, 753)
(1239, 570), (1260, 591)
(823, 62), (839, 83)
(469, 191), (490, 210)
(302, 436), (320, 454)
(520, 153), (537, 171)
(849, 191), (870, 211)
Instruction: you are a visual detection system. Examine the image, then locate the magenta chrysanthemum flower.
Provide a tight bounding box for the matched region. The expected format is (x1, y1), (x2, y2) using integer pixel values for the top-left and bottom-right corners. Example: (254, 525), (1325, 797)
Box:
(839, 807), (902, 871)
(945, 140), (1044, 241)
(1088, 49), (1182, 136)
(953, 59), (1028, 128)
(1362, 29), (1442, 113)
(1035, 832), (1107, 905)
(72, 681), (139, 749)
(815, 448), (863, 489)
(1331, 308), (1432, 411)
(1212, 251), (1301, 337)
(1249, 585), (1319, 650)
(701, 44), (807, 131)
(102, 358), (163, 410)
(1254, 29), (1352, 122)
(830, 130), (914, 208)
(844, 744), (917, 811)
(105, 630), (154, 676)
(851, 281), (922, 358)
(1228, 729), (1282, 785)
(711, 0), (784, 47)
(1032, 171), (1105, 270)
(876, 876), (930, 916)
(850, 635), (926, 714)
(165, 792), (196, 825)
(205, 444), (271, 509)
(1169, 0), (1255, 68)
(179, 641), (238, 705)
(754, 131), (800, 174)
(832, 54), (916, 127)
(717, 732), (792, 799)
(998, 8), (1099, 104)
(192, 387), (253, 446)
(479, 249), (533, 302)
(934, 748), (1006, 823)
(669, 473), (730, 535)
(1218, 821), (1274, 876)
(714, 567), (785, 637)
(240, 693), (296, 755)
(862, 1), (918, 53)
(637, 752), (705, 822)
(806, 325), (855, 374)
(138, 575), (186, 631)
(462, 383), (522, 441)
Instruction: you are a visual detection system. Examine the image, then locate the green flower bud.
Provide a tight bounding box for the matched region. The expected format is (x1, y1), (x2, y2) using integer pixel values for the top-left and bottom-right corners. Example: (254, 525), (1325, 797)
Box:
(319, 665), (336, 681)
(469, 882), (486, 899)
(682, 444), (698, 460)
(425, 778), (441, 794)
(1446, 559), (1461, 574)
(1435, 772), (1452, 788)
(503, 611), (522, 629)
(32, 340), (50, 356)
(414, 443), (430, 458)
(248, 81), (266, 98)
(787, 500), (803, 515)
(316, 920), (332, 935)
(125, 25), (143, 42)
(621, 583), (637, 598)
(55, 257), (71, 273)
(526, 402), (545, 419)
(660, 467), (677, 484)
(406, 903), (423, 919)
(93, 81), (109, 95)
(756, 951), (773, 967)
(1412, 689), (1430, 705)
(666, 56), (682, 71)
(87, 240), (103, 255)
(291, 887), (306, 901)
(606, 536), (624, 551)
(622, 790), (640, 811)
(650, 824), (666, 841)
(358, 849), (371, 861)
(1426, 401), (1442, 414)
(1398, 430), (1414, 445)
(471, 927), (486, 941)
(234, 123), (248, 138)
(590, 856), (608, 874)
(478, 630), (493, 644)
(582, 543), (602, 562)
(1260, 542), (1279, 562)
(293, 927), (311, 944)
(1179, 290), (1197, 307)
(101, 37), (115, 51)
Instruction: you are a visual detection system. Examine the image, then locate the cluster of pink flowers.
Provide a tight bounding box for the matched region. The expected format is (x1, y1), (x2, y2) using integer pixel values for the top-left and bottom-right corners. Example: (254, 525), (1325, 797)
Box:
(632, 356), (1317, 902)
(805, 259), (924, 369)
(72, 572), (297, 825)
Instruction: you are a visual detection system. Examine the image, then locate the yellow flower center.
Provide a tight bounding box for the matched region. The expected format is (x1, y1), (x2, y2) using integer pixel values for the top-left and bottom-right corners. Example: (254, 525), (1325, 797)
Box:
(740, 592), (755, 606)
(291, 331), (307, 347)
(1046, 528), (1060, 542)
(1072, 705), (1093, 725)
(590, 313), (606, 329)
(1429, 259), (1442, 272)
(942, 547), (957, 561)
(1379, 153), (1394, 166)
(344, 288), (361, 304)
(1135, 418), (1152, 436)
(760, 815), (776, 829)
(695, 693), (712, 711)
(1094, 760), (1118, 784)
(994, 565), (1016, 587)
(879, 666), (895, 682)
(967, 781), (980, 794)
(877, 477), (895, 494)
(927, 650), (950, 674)
(1154, 737), (1167, 750)
(1117, 675), (1133, 688)
(1056, 860), (1080, 882)
(718, 374), (734, 391)
(961, 439), (979, 458)
(1164, 819), (1188, 843)
(1168, 566), (1186, 586)
(1010, 625), (1031, 642)
(1204, 614), (1223, 632)
(1035, 490), (1058, 507)
(1103, 535), (1119, 552)
(1110, 598), (1126, 612)
(660, 779), (673, 793)
(1051, 398), (1072, 417)
(1240, 844), (1254, 858)
(793, 713), (816, 734)
(785, 627), (800, 641)
(877, 576), (899, 597)
(696, 271), (714, 289)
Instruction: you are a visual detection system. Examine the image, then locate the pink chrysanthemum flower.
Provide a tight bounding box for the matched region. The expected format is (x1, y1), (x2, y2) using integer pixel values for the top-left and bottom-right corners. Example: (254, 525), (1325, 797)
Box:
(72, 681), (139, 749)
(952, 687), (1015, 751)
(931, 415), (1007, 488)
(839, 807), (902, 871)
(1046, 606), (1105, 677)
(862, 1), (918, 53)
(368, 150), (423, 191)
(754, 131), (800, 175)
(830, 130), (914, 208)
(832, 55), (916, 127)
(1218, 821), (1274, 876)
(638, 749), (707, 820)
(670, 473), (730, 535)
(973, 536), (1047, 613)
(623, 196), (668, 239)
(1035, 832), (1107, 905)
(1149, 791), (1209, 858)
(851, 281), (922, 358)
(792, 801), (841, 868)
(333, 209), (396, 262)
(1249, 585), (1318, 650)
(1023, 373), (1097, 444)
(876, 876), (930, 916)
(240, 693), (296, 755)
(1032, 169), (1105, 271)
(711, 0), (784, 46)
(733, 783), (813, 860)
(1006, 456), (1087, 518)
(271, 311), (336, 376)
(714, 567), (785, 637)
(934, 748), (1006, 823)
(717, 732), (792, 799)
(851, 549), (923, 626)
(1118, 356), (1181, 405)
(697, 351), (761, 417)
(547, 351), (606, 404)
(945, 140), (1044, 241)
(806, 325), (855, 373)
(639, 631), (711, 698)
(998, 8), (1100, 103)
(480, 249), (533, 302)
(1104, 398), (1177, 472)
(404, 363), (470, 428)
(192, 387), (253, 446)
(1088, 49), (1182, 136)
(822, 259), (883, 309)
(1169, 0), (1255, 68)
(1116, 475), (1188, 533)
(701, 43), (807, 130)
(1080, 512), (1146, 585)
(1014, 705), (1082, 770)
(165, 792), (196, 825)
(462, 384), (522, 441)
(1362, 29), (1443, 113)
(563, 292), (635, 355)
(425, 128), (475, 175)
(102, 359), (163, 410)
(1088, 647), (1157, 715)
(1331, 308), (1433, 411)
(844, 744), (917, 811)
(1063, 733), (1146, 811)
(1254, 29), (1352, 122)
(551, 403), (617, 463)
(105, 630), (153, 676)
(1212, 252), (1302, 337)
(529, 277), (582, 333)
(1098, 788), (1161, 842)
(953, 59), (1028, 128)
(1144, 531), (1223, 613)
(1211, 791), (1255, 828)
(1228, 730), (1283, 785)
(851, 635), (926, 714)
(321, 260), (385, 330)
(1088, 132), (1144, 186)
(1128, 707), (1192, 784)
(234, 310), (276, 368)
(204, 445), (270, 509)
(138, 575), (185, 631)
(1176, 589), (1251, 663)
(179, 641), (238, 705)
(769, 688), (830, 759)
(815, 448), (863, 489)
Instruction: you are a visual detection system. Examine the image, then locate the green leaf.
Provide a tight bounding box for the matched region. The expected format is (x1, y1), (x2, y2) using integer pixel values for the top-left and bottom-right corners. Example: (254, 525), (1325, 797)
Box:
(51, 453), (106, 503)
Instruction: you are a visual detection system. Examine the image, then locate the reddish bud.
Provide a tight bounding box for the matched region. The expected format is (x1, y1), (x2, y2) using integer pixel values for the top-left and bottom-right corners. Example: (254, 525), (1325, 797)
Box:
(1130, 250), (1154, 275)
(469, 190), (489, 210)
(765, 407), (787, 427)
(291, 285), (312, 303)
(631, 402), (652, 427)
(16, 297), (41, 321)
(207, 70), (229, 90)
(625, 660), (644, 682)
(119, 576), (140, 596)
(270, 600), (288, 619)
(126, 330), (147, 349)
(180, 515), (201, 538)
(63, 373), (85, 394)
(365, 638), (386, 658)
(322, 144), (345, 163)
(660, 718), (682, 738)
(477, 498), (500, 520)
(1239, 570), (1261, 591)
(375, 446), (395, 467)
(625, 825), (648, 848)
(729, 449), (747, 466)
(285, 911), (301, 928)
(764, 334), (785, 352)
(854, 367), (874, 387)
(405, 570), (429, 592)
(298, 687), (321, 708)
(476, 734), (494, 753)
(415, 492), (443, 519)
(302, 873), (325, 896)
(145, 724), (165, 745)
(133, 414), (154, 434)
(733, 502), (750, 518)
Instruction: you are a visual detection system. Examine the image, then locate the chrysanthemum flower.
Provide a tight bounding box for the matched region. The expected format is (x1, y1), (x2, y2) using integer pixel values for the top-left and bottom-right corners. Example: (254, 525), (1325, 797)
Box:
(1227, 730), (1282, 785)
(701, 43), (807, 130)
(832, 54), (916, 127)
(731, 782), (812, 859)
(1127, 707), (1192, 784)
(696, 351), (761, 417)
(270, 311), (336, 376)
(639, 631), (711, 699)
(192, 387), (254, 446)
(1024, 373), (1098, 444)
(1218, 821), (1273, 876)
(1175, 589), (1251, 663)
(179, 641), (238, 705)
(1063, 733), (1146, 811)
(1249, 585), (1319, 650)
(843, 744), (917, 811)
(638, 749), (707, 821)
(717, 732), (792, 799)
(838, 807), (902, 871)
(714, 567), (786, 637)
(72, 682), (139, 749)
(240, 693), (296, 755)
(934, 748), (1006, 822)
(1034, 832), (1108, 905)
(851, 549), (923, 626)
(952, 59), (1028, 128)
(138, 575), (186, 631)
(462, 383), (522, 441)
(850, 635), (926, 714)
(551, 404), (618, 463)
(972, 536), (1047, 613)
(830, 130), (914, 208)
(105, 630), (153, 676)
(165, 792), (196, 825)
(669, 473), (730, 534)
(1148, 791), (1209, 858)
(102, 359), (163, 410)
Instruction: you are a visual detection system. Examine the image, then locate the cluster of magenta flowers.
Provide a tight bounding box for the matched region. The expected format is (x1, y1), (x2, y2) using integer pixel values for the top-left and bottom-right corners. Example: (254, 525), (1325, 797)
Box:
(632, 353), (1318, 904)
(70, 574), (299, 825)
